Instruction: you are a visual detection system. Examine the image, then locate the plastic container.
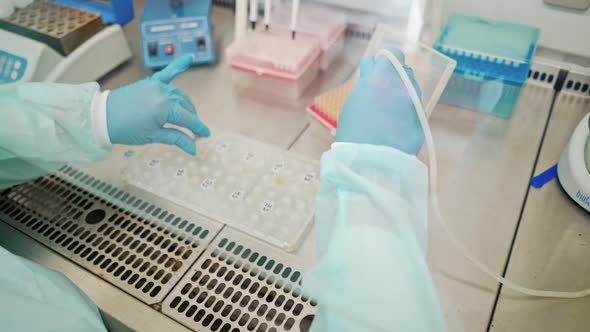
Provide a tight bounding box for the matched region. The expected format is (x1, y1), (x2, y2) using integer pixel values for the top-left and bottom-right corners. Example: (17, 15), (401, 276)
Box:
(124, 129), (320, 252)
(272, 4), (347, 70)
(307, 23), (457, 134)
(53, 0), (134, 25)
(363, 24), (457, 117)
(434, 14), (540, 117)
(226, 30), (321, 99)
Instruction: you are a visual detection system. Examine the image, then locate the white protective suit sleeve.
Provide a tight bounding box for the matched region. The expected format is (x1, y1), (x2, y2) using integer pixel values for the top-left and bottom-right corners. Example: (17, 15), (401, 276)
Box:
(303, 143), (447, 332)
(0, 246), (108, 331)
(0, 82), (111, 189)
(0, 82), (110, 332)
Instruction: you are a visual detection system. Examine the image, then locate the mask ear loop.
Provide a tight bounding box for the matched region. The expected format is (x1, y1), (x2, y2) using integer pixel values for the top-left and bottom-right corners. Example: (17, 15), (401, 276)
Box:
(375, 49), (590, 298)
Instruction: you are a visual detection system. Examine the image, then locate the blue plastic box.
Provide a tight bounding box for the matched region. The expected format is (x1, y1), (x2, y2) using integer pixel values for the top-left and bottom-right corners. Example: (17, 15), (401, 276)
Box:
(51, 0), (134, 25)
(434, 14), (540, 117)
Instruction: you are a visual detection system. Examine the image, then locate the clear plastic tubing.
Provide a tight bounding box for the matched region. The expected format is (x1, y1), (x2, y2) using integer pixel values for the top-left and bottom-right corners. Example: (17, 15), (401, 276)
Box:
(375, 48), (590, 298)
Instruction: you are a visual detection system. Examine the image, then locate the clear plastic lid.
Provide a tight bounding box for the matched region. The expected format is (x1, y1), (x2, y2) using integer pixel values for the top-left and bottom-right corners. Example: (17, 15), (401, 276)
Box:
(307, 24), (456, 132)
(436, 15), (539, 64)
(226, 30), (321, 82)
(271, 3), (347, 51)
(363, 24), (457, 116)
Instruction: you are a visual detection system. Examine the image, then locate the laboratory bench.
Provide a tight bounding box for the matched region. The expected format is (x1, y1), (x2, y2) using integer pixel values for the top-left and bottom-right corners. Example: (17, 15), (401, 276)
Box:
(1, 2), (589, 332)
(489, 95), (590, 332)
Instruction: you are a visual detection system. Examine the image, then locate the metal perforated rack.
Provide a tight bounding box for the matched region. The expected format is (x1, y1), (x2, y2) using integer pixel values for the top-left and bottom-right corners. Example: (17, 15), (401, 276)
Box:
(0, 166), (317, 331)
(0, 175), (213, 304)
(562, 68), (590, 99)
(163, 227), (316, 332)
(526, 59), (590, 100)
(526, 60), (563, 88)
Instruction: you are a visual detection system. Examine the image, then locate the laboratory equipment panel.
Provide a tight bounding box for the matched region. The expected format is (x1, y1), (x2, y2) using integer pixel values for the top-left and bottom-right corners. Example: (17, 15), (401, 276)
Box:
(140, 0), (215, 69)
(0, 0), (132, 84)
(0, 49), (28, 83)
(0, 28), (62, 83)
(558, 112), (590, 212)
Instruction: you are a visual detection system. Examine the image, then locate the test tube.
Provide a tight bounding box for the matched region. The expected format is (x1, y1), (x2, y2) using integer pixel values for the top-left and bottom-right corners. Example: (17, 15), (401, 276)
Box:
(290, 0), (300, 40)
(235, 0), (248, 39)
(249, 0), (258, 30)
(264, 0), (272, 31)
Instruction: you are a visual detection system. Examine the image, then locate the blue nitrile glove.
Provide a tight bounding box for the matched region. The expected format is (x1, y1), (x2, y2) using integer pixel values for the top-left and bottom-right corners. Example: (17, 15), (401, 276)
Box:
(336, 47), (424, 155)
(106, 55), (210, 155)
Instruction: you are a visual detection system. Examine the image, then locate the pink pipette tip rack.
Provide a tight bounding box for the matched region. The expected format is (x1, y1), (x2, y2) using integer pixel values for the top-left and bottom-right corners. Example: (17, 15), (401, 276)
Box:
(226, 30), (321, 99)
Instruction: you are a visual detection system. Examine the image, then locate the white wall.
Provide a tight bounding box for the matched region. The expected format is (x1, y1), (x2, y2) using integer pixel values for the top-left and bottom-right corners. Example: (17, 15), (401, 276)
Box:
(443, 0), (590, 57)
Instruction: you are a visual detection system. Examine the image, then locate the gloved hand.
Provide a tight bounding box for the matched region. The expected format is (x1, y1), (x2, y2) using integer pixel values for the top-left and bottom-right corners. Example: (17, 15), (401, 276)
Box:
(107, 55), (210, 155)
(335, 47), (424, 155)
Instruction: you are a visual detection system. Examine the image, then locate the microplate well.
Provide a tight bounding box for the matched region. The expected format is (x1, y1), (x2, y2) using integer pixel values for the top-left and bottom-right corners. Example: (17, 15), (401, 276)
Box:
(124, 130), (320, 252)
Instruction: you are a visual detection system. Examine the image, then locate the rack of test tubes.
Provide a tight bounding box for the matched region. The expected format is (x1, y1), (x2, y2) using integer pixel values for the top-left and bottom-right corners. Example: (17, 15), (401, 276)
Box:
(228, 0), (329, 99)
(271, 3), (347, 70)
(124, 129), (320, 251)
(307, 79), (356, 135)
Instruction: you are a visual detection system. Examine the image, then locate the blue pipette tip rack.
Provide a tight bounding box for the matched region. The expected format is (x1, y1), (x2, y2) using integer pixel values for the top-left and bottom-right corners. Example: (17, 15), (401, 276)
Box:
(435, 14), (540, 86)
(434, 14), (540, 117)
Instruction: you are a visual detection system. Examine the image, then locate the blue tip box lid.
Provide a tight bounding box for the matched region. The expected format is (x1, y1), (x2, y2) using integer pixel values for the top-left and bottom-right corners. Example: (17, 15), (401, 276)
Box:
(434, 14), (540, 86)
(50, 0), (134, 26)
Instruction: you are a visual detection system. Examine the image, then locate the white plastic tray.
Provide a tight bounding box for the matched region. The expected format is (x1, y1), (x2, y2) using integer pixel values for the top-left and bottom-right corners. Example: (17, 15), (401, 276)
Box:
(123, 130), (320, 251)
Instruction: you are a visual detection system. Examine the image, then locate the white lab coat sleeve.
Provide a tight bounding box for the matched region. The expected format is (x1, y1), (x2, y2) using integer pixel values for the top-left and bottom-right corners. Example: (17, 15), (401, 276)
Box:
(0, 246), (108, 332)
(0, 82), (112, 189)
(0, 83), (110, 331)
(303, 143), (447, 332)
(90, 90), (112, 148)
